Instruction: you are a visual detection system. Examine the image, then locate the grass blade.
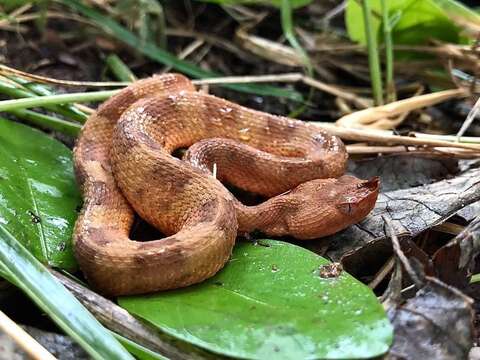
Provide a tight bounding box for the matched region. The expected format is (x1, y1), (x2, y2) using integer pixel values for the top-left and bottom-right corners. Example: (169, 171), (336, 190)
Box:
(0, 224), (134, 360)
(361, 0), (384, 105)
(10, 76), (88, 122)
(106, 54), (137, 82)
(0, 90), (118, 111)
(7, 108), (81, 136)
(58, 0), (303, 102)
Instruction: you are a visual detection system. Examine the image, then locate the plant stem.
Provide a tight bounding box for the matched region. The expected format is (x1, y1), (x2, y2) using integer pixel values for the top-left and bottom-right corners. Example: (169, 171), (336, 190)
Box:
(8, 109), (81, 137)
(106, 55), (137, 82)
(10, 77), (88, 122)
(0, 82), (88, 123)
(280, 0), (313, 117)
(361, 0), (384, 105)
(471, 273), (480, 283)
(0, 90), (119, 112)
(281, 0), (312, 74)
(381, 0), (395, 103)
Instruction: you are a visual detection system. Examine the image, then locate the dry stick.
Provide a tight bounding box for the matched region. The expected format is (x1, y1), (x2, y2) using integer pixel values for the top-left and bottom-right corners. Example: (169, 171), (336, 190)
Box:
(161, 39), (205, 74)
(7, 3), (32, 18)
(193, 73), (370, 109)
(346, 145), (480, 158)
(0, 11), (97, 32)
(165, 28), (248, 59)
(315, 122), (480, 151)
(0, 310), (57, 360)
(383, 216), (423, 288)
(336, 88), (468, 128)
(235, 27), (304, 67)
(456, 95), (480, 139)
(0, 64), (129, 87)
(52, 271), (214, 360)
(368, 257), (395, 290)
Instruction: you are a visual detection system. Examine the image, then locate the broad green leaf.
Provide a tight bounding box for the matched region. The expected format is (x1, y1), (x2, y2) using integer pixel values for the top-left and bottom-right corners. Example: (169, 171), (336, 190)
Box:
(0, 118), (80, 269)
(120, 240), (393, 359)
(0, 224), (134, 360)
(345, 0), (474, 46)
(59, 0), (304, 102)
(196, 0), (313, 9)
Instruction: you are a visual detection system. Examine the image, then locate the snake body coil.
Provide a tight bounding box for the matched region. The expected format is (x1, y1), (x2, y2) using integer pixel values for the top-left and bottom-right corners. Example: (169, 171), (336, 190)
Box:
(73, 74), (379, 296)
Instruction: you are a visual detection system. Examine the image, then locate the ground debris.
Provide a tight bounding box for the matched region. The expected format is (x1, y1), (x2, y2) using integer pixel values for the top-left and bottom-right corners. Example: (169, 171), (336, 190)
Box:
(348, 155), (459, 192)
(382, 217), (475, 360)
(433, 216), (480, 288)
(321, 166), (480, 261)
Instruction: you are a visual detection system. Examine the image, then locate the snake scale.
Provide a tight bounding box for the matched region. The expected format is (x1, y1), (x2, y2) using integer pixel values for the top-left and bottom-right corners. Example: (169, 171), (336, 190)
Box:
(73, 74), (379, 296)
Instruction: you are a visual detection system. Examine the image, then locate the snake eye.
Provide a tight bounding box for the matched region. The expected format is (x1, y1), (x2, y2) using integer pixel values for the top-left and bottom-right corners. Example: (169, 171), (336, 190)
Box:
(337, 202), (354, 215)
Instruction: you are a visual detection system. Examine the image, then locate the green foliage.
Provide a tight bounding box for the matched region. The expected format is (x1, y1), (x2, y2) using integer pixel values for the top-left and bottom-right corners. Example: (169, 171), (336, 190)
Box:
(61, 0), (304, 101)
(345, 0), (480, 46)
(0, 0), (34, 11)
(196, 0), (313, 9)
(0, 217), (133, 359)
(120, 240), (393, 359)
(114, 334), (168, 360)
(0, 118), (80, 270)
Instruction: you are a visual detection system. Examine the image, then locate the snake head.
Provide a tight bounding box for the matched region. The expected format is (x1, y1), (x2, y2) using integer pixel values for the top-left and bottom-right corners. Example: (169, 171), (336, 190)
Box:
(335, 175), (379, 218)
(275, 175), (379, 239)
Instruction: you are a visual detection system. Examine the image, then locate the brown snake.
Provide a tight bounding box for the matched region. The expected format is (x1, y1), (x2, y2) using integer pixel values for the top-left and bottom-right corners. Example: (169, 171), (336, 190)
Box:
(73, 74), (379, 296)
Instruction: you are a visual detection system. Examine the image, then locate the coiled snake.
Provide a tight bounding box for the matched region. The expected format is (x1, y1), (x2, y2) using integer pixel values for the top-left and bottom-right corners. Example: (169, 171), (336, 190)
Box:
(73, 74), (379, 296)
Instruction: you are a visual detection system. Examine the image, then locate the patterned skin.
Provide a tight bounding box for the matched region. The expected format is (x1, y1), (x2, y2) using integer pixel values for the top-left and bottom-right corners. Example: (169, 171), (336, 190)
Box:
(73, 74), (378, 296)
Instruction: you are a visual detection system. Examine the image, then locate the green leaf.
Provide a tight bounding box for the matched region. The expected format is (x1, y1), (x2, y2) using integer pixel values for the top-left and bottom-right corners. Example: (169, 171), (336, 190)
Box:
(345, 0), (476, 46)
(0, 224), (134, 360)
(0, 118), (80, 269)
(120, 240), (393, 359)
(59, 0), (304, 102)
(196, 0), (313, 9)
(114, 333), (168, 360)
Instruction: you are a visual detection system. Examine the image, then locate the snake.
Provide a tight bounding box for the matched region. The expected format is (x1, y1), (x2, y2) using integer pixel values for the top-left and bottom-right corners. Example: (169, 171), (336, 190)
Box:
(73, 73), (379, 296)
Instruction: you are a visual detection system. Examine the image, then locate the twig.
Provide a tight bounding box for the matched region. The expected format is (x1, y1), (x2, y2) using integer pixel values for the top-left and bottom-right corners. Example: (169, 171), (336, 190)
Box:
(162, 39), (205, 73)
(368, 256), (394, 289)
(383, 216), (423, 288)
(194, 73), (370, 108)
(456, 95), (480, 139)
(0, 310), (56, 360)
(0, 64), (129, 87)
(346, 144), (480, 158)
(315, 122), (480, 150)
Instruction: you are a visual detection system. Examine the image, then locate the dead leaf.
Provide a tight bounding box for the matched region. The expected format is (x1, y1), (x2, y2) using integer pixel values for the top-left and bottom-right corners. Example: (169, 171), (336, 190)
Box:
(348, 155), (459, 192)
(386, 277), (474, 360)
(382, 217), (475, 360)
(321, 167), (480, 261)
(433, 216), (480, 288)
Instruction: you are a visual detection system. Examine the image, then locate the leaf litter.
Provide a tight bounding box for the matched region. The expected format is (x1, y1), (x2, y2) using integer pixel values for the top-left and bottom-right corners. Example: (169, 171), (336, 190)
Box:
(382, 217), (475, 360)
